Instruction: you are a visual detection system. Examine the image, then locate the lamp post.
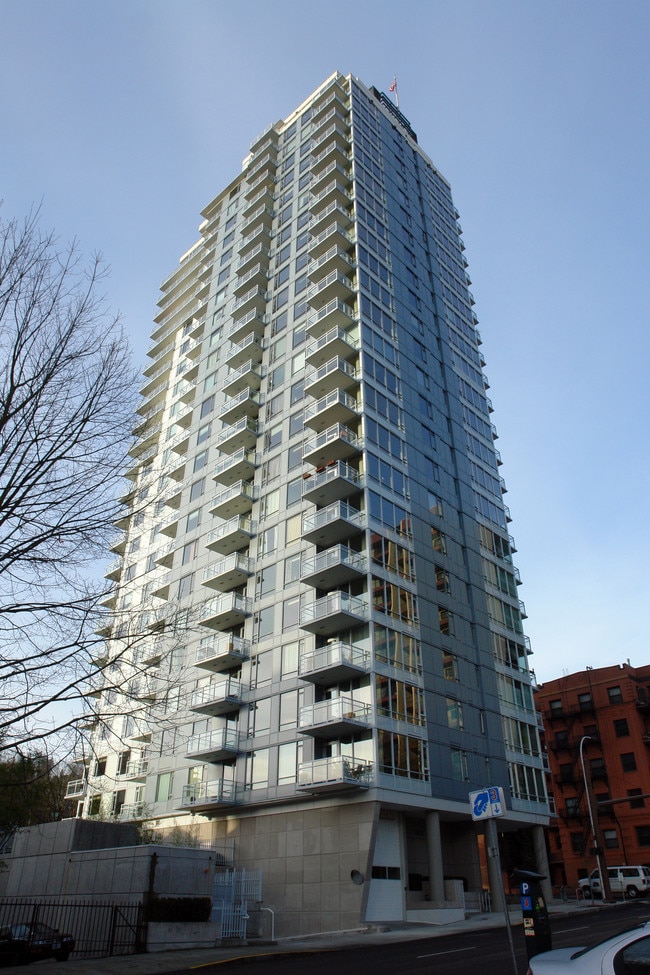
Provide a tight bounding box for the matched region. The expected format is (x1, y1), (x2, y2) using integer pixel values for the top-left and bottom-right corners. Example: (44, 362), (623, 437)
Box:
(579, 735), (612, 901)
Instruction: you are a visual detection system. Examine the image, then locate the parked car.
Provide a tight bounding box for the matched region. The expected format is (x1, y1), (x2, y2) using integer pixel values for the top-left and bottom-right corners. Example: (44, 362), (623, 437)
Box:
(527, 921), (650, 973)
(0, 921), (75, 965)
(578, 864), (650, 899)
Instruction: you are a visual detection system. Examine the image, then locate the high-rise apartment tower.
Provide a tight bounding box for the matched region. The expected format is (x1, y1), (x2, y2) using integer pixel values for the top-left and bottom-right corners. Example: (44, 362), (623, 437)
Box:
(83, 73), (550, 934)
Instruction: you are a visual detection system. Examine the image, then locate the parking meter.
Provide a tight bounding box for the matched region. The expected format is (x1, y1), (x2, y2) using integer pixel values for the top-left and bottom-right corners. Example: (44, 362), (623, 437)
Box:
(513, 869), (552, 961)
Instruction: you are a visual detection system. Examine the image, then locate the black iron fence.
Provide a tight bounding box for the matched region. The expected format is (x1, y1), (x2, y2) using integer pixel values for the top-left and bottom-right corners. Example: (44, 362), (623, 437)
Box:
(0, 898), (146, 958)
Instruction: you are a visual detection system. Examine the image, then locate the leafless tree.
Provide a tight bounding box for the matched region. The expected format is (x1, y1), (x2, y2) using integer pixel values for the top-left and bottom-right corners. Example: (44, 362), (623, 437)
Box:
(0, 209), (150, 754)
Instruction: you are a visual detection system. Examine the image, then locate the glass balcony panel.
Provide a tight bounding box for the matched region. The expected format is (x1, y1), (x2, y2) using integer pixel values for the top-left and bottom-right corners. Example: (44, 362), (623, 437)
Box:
(306, 273), (355, 313)
(219, 389), (261, 426)
(225, 333), (265, 369)
(310, 180), (352, 215)
(213, 448), (259, 486)
(202, 553), (254, 591)
(300, 546), (366, 589)
(194, 634), (251, 672)
(185, 729), (240, 762)
(307, 246), (355, 284)
(190, 678), (242, 716)
(209, 481), (257, 519)
(206, 517), (256, 555)
(302, 500), (364, 546)
(305, 326), (358, 367)
(302, 461), (362, 506)
(303, 389), (358, 433)
(302, 423), (362, 467)
(299, 641), (370, 683)
(306, 299), (356, 339)
(231, 286), (268, 320)
(198, 593), (253, 630)
(309, 201), (353, 239)
(304, 357), (358, 399)
(179, 780), (239, 810)
(300, 592), (369, 635)
(308, 222), (355, 259)
(227, 308), (267, 344)
(298, 696), (372, 737)
(221, 361), (263, 396)
(297, 757), (373, 793)
(216, 417), (259, 455)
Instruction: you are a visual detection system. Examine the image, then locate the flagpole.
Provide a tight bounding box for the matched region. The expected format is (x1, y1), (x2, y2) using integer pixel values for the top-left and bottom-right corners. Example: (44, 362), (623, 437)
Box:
(391, 74), (400, 109)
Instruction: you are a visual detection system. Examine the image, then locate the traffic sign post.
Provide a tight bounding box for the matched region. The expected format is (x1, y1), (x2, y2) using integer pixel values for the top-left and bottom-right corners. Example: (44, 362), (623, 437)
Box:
(469, 787), (518, 975)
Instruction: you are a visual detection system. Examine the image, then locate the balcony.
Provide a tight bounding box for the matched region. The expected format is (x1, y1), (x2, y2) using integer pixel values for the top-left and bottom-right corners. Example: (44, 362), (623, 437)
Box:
(303, 423), (361, 468)
(119, 802), (146, 822)
(304, 356), (358, 399)
(236, 244), (271, 276)
(216, 416), (259, 455)
(209, 481), (256, 519)
(159, 512), (180, 538)
(221, 360), (263, 396)
(213, 448), (259, 486)
(298, 641), (371, 684)
(225, 333), (265, 369)
(307, 273), (355, 313)
(104, 558), (122, 582)
(308, 245), (355, 284)
(198, 593), (253, 630)
(309, 202), (354, 240)
(241, 204), (274, 240)
(311, 106), (350, 143)
(233, 263), (270, 297)
(122, 760), (149, 781)
(306, 300), (356, 339)
(300, 592), (369, 636)
(308, 222), (355, 260)
(219, 389), (261, 426)
(231, 286), (268, 320)
(311, 120), (350, 158)
(311, 140), (351, 175)
(179, 780), (239, 811)
(298, 696), (372, 737)
(238, 222), (273, 255)
(302, 461), (362, 506)
(186, 729), (240, 762)
(195, 634), (251, 672)
(227, 308), (267, 344)
(202, 553), (254, 591)
(300, 546), (366, 589)
(297, 757), (373, 794)
(302, 500), (365, 546)
(65, 778), (87, 798)
(310, 179), (352, 215)
(190, 678), (243, 716)
(303, 389), (358, 433)
(305, 326), (358, 367)
(206, 516), (256, 555)
(242, 185), (274, 218)
(310, 158), (351, 195)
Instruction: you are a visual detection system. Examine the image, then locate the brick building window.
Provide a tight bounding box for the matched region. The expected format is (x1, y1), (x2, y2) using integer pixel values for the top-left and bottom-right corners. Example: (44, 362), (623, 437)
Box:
(621, 752), (637, 772)
(614, 718), (629, 737)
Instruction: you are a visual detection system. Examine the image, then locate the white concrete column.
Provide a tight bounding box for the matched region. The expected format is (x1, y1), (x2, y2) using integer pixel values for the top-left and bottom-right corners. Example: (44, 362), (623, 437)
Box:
(425, 810), (445, 903)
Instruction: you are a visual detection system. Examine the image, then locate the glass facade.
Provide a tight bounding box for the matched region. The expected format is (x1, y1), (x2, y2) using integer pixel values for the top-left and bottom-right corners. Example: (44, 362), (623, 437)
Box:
(84, 73), (547, 852)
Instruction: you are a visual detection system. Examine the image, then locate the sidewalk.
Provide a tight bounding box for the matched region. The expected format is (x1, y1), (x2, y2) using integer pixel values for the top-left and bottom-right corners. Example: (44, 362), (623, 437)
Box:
(45, 901), (603, 975)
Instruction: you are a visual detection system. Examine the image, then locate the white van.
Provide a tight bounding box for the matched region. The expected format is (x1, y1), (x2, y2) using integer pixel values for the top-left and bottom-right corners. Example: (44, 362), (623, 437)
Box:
(578, 865), (650, 899)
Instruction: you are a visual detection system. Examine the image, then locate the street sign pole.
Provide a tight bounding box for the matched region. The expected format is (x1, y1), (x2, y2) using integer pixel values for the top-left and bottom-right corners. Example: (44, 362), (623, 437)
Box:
(471, 788), (518, 975)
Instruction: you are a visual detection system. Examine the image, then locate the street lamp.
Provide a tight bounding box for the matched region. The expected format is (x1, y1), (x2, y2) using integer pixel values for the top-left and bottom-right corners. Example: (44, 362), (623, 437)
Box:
(579, 735), (611, 901)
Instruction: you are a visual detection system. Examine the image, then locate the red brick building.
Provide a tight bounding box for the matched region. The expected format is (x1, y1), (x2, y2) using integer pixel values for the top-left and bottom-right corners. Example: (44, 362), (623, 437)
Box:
(535, 663), (650, 890)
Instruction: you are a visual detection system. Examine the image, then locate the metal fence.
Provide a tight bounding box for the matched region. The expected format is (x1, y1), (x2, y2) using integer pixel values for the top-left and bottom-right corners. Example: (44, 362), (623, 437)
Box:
(0, 899), (146, 958)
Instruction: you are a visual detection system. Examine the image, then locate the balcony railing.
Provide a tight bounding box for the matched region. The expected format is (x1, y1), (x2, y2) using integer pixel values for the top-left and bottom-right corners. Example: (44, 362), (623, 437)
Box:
(186, 729), (240, 761)
(179, 780), (238, 809)
(195, 634), (251, 672)
(300, 592), (369, 635)
(297, 757), (373, 793)
(190, 678), (243, 715)
(298, 696), (372, 737)
(298, 641), (370, 683)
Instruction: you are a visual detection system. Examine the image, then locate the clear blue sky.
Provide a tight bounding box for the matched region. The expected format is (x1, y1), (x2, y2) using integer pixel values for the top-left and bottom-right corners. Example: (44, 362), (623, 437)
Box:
(2, 0), (648, 684)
